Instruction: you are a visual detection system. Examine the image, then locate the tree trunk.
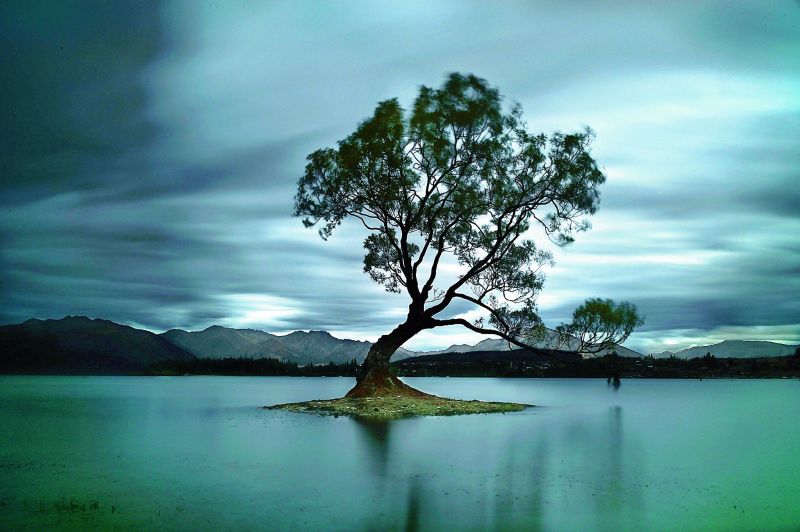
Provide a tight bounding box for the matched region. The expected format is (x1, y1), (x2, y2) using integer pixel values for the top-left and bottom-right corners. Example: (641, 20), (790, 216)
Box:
(345, 322), (431, 398)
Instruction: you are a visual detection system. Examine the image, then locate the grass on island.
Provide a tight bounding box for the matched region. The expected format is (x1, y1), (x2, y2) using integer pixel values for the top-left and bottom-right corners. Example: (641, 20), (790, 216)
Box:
(265, 395), (531, 420)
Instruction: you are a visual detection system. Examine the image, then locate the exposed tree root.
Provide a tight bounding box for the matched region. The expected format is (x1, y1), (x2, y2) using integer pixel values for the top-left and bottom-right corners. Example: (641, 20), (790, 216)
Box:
(345, 371), (432, 398)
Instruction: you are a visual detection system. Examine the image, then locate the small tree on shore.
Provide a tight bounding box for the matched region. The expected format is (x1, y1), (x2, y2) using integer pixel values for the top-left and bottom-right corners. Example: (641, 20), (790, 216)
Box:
(295, 73), (642, 397)
(555, 298), (644, 355)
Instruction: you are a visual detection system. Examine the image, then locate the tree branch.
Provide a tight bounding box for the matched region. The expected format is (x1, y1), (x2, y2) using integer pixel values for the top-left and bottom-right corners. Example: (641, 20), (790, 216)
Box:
(431, 318), (537, 351)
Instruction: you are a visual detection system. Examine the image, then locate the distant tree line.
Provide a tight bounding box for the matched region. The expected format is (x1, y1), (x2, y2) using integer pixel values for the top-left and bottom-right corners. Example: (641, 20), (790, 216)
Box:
(393, 353), (800, 379)
(146, 357), (358, 376)
(144, 353), (800, 379)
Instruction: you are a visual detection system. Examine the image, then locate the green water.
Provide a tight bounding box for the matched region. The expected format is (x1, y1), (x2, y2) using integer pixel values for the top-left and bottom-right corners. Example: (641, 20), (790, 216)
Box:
(1, 376), (798, 531)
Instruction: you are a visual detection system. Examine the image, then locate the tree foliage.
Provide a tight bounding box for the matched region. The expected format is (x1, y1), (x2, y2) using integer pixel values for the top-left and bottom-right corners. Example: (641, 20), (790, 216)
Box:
(295, 73), (635, 355)
(555, 298), (644, 355)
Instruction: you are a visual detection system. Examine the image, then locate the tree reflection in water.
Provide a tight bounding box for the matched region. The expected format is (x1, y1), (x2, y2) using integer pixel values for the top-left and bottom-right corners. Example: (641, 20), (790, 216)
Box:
(348, 404), (644, 529)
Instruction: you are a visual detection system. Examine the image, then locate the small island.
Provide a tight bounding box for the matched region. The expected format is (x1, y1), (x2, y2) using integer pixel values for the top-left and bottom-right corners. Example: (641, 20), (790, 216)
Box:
(266, 394), (529, 420)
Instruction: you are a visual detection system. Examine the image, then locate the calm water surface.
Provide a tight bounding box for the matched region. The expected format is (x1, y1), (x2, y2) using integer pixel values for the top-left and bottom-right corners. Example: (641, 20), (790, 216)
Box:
(1, 376), (798, 531)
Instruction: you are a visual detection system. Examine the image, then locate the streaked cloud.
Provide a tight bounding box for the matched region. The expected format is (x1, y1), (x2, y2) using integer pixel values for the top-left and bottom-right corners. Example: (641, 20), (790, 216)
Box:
(1, 1), (798, 353)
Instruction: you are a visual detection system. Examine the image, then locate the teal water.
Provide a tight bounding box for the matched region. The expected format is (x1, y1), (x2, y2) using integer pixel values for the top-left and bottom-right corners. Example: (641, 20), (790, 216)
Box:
(1, 376), (798, 531)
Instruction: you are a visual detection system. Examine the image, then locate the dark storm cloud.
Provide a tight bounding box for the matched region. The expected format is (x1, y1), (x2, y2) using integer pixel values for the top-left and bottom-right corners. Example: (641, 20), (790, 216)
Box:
(1, 1), (798, 352)
(0, 1), (163, 205)
(74, 131), (322, 207)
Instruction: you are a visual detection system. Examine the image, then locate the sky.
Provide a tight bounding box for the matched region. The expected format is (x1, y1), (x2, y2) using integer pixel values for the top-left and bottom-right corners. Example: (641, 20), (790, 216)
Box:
(1, 1), (799, 354)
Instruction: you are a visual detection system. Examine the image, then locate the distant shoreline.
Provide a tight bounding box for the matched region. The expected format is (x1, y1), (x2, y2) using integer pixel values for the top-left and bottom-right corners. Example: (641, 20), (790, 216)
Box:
(3, 353), (798, 379)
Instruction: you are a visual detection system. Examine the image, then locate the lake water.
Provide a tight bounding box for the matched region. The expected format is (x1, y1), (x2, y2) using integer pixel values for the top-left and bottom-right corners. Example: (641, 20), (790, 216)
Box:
(1, 376), (798, 531)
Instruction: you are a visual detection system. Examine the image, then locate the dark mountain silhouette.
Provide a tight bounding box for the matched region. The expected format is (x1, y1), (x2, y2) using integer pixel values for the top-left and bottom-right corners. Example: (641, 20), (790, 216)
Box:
(0, 316), (195, 373)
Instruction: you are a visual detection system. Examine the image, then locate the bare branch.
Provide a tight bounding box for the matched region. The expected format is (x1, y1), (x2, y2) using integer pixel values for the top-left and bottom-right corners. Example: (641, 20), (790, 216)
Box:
(432, 318), (538, 351)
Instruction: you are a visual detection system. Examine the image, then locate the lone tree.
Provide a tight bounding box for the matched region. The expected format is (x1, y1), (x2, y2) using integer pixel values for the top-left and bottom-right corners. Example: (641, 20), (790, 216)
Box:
(295, 73), (642, 398)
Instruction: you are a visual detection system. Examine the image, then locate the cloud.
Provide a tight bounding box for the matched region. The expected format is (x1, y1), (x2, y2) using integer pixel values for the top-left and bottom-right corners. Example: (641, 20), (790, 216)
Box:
(1, 1), (799, 353)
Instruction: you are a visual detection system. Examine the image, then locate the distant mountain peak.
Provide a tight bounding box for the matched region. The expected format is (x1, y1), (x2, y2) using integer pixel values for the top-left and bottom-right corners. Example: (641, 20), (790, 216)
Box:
(291, 329), (333, 336)
(651, 339), (797, 359)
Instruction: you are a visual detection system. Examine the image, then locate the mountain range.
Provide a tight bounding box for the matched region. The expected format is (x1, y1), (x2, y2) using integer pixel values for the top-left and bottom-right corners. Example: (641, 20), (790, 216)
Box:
(422, 332), (643, 358)
(0, 316), (195, 373)
(160, 325), (416, 365)
(650, 340), (798, 359)
(1, 316), (796, 373)
(159, 324), (640, 361)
